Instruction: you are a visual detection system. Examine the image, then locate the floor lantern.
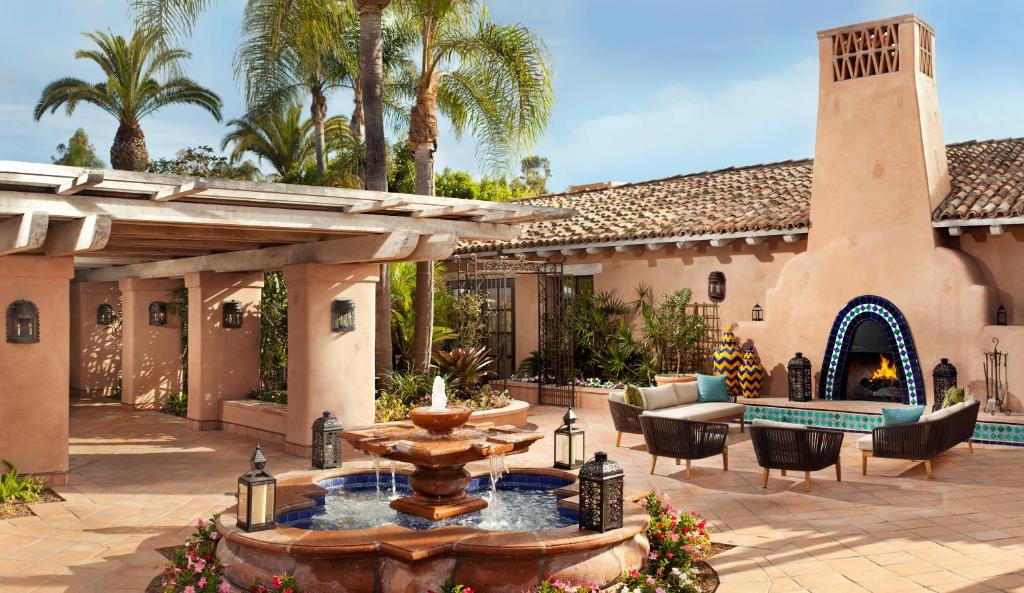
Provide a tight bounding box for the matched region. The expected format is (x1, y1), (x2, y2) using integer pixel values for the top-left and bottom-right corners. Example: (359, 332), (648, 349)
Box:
(312, 410), (343, 469)
(788, 352), (812, 402)
(237, 444), (276, 532)
(554, 407), (585, 469)
(6, 300), (39, 344)
(932, 358), (957, 412)
(578, 451), (623, 533)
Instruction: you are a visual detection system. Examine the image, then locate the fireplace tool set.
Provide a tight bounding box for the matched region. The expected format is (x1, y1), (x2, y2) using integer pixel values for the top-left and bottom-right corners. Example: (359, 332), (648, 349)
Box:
(984, 338), (1011, 415)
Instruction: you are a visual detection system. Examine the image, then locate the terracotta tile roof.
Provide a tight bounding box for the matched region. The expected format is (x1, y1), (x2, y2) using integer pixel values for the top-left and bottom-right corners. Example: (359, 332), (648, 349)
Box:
(934, 138), (1024, 221)
(460, 137), (1024, 254)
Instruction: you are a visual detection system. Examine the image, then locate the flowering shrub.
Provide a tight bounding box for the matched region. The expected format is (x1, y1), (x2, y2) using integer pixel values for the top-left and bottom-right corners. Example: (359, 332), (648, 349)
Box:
(160, 517), (229, 593)
(613, 492), (711, 593)
(427, 579), (472, 593)
(574, 377), (625, 389)
(534, 580), (598, 593)
(160, 517), (305, 593)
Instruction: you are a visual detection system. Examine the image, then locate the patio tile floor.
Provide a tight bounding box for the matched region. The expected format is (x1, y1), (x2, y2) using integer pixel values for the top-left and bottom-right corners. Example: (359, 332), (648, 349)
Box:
(1, 398), (1022, 592)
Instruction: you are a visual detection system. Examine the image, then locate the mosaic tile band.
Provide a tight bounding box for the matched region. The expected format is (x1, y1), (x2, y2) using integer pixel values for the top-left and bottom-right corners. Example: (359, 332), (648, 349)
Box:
(744, 404), (1024, 447)
(820, 295), (925, 405)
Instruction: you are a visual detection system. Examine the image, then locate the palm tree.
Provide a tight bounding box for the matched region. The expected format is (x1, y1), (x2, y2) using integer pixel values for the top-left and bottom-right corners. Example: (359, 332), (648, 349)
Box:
(34, 29), (222, 171)
(403, 0), (554, 369)
(221, 99), (352, 177)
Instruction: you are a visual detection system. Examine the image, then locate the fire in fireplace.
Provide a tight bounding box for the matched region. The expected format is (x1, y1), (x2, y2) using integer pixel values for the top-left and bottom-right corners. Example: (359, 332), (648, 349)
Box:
(849, 353), (902, 402)
(842, 318), (902, 402)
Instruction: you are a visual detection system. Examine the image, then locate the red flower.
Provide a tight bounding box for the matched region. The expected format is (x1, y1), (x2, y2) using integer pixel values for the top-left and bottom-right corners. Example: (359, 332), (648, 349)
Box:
(272, 576), (283, 588)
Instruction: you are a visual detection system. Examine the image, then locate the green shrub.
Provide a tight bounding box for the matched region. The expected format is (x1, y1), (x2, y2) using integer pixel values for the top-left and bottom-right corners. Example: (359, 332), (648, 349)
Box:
(0, 460), (43, 503)
(943, 386), (966, 408)
(432, 346), (493, 399)
(161, 392), (188, 418)
(249, 389), (287, 405)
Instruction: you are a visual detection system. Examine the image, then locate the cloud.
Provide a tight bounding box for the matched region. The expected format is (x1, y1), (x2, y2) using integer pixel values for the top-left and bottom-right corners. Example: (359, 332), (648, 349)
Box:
(541, 57), (819, 191)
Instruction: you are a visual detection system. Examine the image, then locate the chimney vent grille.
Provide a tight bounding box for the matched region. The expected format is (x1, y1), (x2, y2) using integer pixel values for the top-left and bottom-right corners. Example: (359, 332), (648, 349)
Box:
(919, 24), (934, 77)
(831, 23), (900, 81)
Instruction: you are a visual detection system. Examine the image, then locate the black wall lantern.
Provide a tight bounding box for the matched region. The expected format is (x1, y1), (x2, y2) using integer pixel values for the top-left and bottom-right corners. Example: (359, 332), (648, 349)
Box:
(148, 301), (168, 326)
(788, 352), (812, 402)
(312, 410), (343, 469)
(708, 271), (726, 303)
(554, 407), (585, 469)
(932, 358), (958, 412)
(96, 303), (115, 326)
(6, 300), (39, 344)
(237, 444), (276, 532)
(752, 303), (764, 322)
(578, 451), (624, 533)
(996, 305), (1008, 326)
(222, 300), (244, 329)
(331, 299), (355, 333)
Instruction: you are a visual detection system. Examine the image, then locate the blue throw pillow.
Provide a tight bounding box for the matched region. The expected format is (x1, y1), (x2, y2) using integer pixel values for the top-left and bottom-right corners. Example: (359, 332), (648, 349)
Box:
(881, 406), (925, 426)
(696, 374), (730, 403)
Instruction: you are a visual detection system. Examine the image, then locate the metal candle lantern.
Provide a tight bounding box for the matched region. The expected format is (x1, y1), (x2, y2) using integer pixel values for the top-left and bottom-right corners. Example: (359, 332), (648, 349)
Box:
(984, 338), (1010, 415)
(96, 303), (115, 326)
(6, 300), (39, 344)
(222, 300), (244, 329)
(788, 352), (812, 402)
(751, 303), (763, 322)
(578, 451), (623, 533)
(311, 410), (343, 469)
(554, 407), (585, 469)
(237, 444), (277, 532)
(996, 305), (1008, 326)
(148, 301), (168, 326)
(707, 271), (726, 303)
(932, 358), (958, 412)
(331, 299), (355, 332)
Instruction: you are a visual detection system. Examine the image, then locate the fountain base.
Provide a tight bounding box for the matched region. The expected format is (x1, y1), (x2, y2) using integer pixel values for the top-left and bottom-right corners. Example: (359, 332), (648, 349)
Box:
(390, 494), (488, 521)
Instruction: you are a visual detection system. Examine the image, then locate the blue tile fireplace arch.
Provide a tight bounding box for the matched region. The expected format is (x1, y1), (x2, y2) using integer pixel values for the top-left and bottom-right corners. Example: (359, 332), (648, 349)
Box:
(820, 295), (925, 406)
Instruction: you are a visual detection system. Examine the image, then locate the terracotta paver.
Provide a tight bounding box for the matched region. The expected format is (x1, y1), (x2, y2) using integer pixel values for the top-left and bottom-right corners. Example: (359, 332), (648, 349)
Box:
(1, 398), (1023, 592)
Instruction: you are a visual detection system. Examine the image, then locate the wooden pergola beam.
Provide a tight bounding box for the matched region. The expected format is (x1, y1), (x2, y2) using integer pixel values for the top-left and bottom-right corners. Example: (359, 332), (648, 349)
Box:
(412, 205), (482, 219)
(44, 215), (112, 256)
(151, 180), (207, 202)
(75, 232), (458, 282)
(345, 198), (408, 213)
(0, 212), (49, 256)
(0, 189), (520, 242)
(56, 172), (105, 195)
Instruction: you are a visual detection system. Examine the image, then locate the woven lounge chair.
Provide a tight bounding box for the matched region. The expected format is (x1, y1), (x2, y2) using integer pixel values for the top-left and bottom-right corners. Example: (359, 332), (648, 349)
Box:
(639, 416), (729, 478)
(750, 423), (845, 492)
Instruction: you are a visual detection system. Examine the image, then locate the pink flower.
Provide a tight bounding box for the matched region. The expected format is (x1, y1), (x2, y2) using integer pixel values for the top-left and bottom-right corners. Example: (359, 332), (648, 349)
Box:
(212, 531), (220, 540)
(194, 559), (207, 573)
(197, 518), (205, 527)
(656, 589), (666, 593)
(645, 577), (655, 585)
(198, 577), (207, 587)
(184, 587), (196, 593)
(219, 583), (232, 593)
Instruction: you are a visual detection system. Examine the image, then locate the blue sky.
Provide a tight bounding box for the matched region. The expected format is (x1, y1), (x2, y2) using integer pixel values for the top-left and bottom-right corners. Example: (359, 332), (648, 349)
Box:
(3, 1), (1024, 192)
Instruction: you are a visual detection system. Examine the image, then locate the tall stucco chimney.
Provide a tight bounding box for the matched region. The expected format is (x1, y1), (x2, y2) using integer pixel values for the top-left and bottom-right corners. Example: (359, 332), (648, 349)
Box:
(809, 15), (950, 247)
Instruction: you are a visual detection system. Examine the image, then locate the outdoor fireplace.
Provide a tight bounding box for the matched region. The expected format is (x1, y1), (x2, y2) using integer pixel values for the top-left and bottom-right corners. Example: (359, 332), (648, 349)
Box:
(820, 296), (925, 406)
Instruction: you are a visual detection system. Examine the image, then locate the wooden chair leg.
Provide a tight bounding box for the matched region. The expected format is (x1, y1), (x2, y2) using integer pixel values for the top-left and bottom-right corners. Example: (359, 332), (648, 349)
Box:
(968, 440), (974, 453)
(685, 459), (692, 479)
(781, 469), (787, 477)
(835, 458), (842, 482)
(804, 471), (812, 492)
(861, 450), (869, 476)
(675, 458), (681, 465)
(650, 455), (658, 474)
(923, 459), (933, 478)
(761, 468), (769, 488)
(616, 432), (622, 447)
(722, 446), (729, 472)
(739, 417), (745, 433)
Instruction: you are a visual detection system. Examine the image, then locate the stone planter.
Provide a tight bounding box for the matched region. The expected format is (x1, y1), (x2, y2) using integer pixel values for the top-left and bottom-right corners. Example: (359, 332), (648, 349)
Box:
(469, 398), (530, 427)
(216, 466), (649, 593)
(654, 374), (697, 386)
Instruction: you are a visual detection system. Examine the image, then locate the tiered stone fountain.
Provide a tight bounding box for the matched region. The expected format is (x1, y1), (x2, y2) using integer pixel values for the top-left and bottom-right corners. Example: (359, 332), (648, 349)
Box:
(215, 377), (648, 592)
(341, 377), (543, 520)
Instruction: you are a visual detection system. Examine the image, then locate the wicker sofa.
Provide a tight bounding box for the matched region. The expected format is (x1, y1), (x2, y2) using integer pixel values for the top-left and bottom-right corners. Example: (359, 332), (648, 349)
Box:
(749, 420), (845, 492)
(608, 381), (746, 447)
(858, 400), (979, 478)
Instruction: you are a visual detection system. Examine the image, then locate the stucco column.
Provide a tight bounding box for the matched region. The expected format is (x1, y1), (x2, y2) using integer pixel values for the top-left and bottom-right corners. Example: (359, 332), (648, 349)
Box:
(0, 255), (74, 485)
(70, 282), (122, 398)
(185, 271), (264, 430)
(119, 277), (184, 409)
(284, 263), (377, 457)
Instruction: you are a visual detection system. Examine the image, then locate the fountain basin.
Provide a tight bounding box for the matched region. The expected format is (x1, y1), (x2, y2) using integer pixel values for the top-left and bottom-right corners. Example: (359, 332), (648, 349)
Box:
(215, 466), (649, 593)
(408, 406), (473, 435)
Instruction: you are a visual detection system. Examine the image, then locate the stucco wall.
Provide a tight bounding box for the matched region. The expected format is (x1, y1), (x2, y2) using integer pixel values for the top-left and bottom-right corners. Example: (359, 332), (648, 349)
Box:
(119, 278), (184, 409)
(0, 256), (73, 482)
(70, 282), (121, 396)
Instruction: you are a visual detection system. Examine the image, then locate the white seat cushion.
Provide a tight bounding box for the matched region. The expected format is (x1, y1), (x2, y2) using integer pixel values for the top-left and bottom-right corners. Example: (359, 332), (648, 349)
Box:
(673, 381), (700, 406)
(752, 418), (807, 429)
(608, 391), (625, 404)
(930, 407), (955, 421)
(856, 434), (873, 451)
(948, 401), (966, 413)
(641, 402), (746, 422)
(639, 384), (680, 410)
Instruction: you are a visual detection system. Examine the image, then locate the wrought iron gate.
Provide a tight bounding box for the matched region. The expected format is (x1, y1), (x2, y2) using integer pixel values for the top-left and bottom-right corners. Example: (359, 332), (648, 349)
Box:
(453, 254), (575, 407)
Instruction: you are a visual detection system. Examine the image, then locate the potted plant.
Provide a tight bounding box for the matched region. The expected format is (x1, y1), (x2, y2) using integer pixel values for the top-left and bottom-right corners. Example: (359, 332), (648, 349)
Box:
(636, 286), (704, 386)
